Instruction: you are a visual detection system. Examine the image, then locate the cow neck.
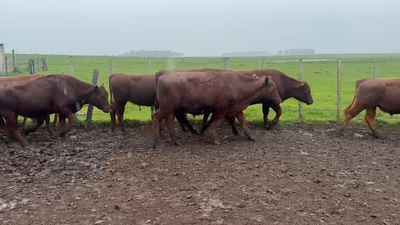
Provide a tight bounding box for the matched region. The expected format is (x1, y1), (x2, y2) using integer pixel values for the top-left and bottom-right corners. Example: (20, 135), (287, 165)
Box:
(236, 76), (266, 105)
(279, 75), (300, 101)
(72, 80), (95, 104)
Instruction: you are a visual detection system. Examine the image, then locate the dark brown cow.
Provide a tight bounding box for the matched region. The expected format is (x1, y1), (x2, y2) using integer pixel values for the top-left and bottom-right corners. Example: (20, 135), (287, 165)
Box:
(152, 70), (282, 147)
(0, 74), (52, 135)
(0, 74), (111, 146)
(109, 74), (197, 134)
(339, 77), (400, 138)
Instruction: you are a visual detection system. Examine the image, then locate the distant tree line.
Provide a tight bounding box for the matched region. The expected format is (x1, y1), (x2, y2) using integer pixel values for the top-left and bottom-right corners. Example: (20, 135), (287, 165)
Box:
(276, 49), (315, 55)
(222, 51), (271, 57)
(120, 50), (184, 57)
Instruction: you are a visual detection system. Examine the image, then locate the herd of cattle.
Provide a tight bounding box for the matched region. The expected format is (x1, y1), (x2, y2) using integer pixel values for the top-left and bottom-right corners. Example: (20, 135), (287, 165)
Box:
(0, 68), (396, 147)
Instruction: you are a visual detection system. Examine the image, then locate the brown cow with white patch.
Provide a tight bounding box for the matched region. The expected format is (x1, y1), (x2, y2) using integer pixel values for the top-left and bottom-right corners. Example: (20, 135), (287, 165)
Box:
(0, 74), (111, 146)
(0, 74), (52, 135)
(152, 70), (282, 147)
(339, 77), (400, 138)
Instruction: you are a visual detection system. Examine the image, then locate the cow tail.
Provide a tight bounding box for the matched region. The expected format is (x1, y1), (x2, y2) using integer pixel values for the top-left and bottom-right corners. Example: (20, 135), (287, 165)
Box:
(343, 79), (363, 115)
(154, 71), (166, 111)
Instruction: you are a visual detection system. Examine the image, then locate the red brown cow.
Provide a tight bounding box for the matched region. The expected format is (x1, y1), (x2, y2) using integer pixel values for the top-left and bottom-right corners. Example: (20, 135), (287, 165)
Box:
(339, 77), (400, 138)
(197, 69), (313, 132)
(0, 74), (52, 135)
(152, 70), (282, 147)
(0, 74), (111, 146)
(109, 74), (197, 134)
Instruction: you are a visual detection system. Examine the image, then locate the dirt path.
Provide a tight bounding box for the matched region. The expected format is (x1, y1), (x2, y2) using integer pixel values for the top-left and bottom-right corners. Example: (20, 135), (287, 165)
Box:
(0, 123), (399, 225)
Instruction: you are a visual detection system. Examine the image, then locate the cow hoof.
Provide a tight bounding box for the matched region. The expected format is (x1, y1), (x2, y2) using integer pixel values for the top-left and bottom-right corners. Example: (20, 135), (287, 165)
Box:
(336, 129), (344, 137)
(191, 130), (200, 135)
(174, 140), (182, 146)
(212, 140), (221, 145)
(373, 133), (382, 139)
(247, 136), (255, 141)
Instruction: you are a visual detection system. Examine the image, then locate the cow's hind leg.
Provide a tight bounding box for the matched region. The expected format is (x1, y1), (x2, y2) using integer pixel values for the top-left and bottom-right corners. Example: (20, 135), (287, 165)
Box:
(236, 111), (255, 141)
(262, 102), (271, 129)
(199, 112), (212, 135)
(175, 110), (198, 134)
(365, 107), (381, 138)
(267, 103), (282, 130)
(225, 115), (239, 135)
(116, 102), (127, 134)
(339, 100), (364, 135)
(165, 112), (181, 146)
(23, 116), (45, 136)
(209, 113), (223, 145)
(44, 115), (54, 135)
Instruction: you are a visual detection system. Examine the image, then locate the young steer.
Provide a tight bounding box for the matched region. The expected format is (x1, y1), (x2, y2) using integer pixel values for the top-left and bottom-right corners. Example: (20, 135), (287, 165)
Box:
(152, 70), (282, 147)
(339, 77), (400, 138)
(0, 74), (111, 146)
(109, 73), (198, 134)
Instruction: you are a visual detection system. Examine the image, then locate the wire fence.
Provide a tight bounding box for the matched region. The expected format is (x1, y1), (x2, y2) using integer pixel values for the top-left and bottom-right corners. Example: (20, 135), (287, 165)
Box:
(2, 54), (400, 125)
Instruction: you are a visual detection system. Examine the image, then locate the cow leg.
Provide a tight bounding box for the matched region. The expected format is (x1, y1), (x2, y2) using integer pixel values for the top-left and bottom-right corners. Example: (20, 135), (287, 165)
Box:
(225, 115), (239, 135)
(5, 113), (29, 147)
(209, 114), (223, 145)
(199, 112), (212, 135)
(44, 115), (54, 135)
(165, 112), (181, 146)
(262, 102), (271, 129)
(236, 111), (255, 141)
(175, 110), (199, 135)
(339, 100), (364, 135)
(152, 110), (165, 147)
(0, 116), (8, 136)
(365, 107), (382, 138)
(116, 102), (127, 134)
(110, 100), (117, 132)
(267, 103), (282, 129)
(24, 117), (45, 136)
(56, 111), (75, 137)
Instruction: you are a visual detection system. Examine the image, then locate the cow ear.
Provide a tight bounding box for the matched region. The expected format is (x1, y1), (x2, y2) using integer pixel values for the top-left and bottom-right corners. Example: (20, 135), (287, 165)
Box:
(94, 85), (99, 93)
(264, 77), (269, 85)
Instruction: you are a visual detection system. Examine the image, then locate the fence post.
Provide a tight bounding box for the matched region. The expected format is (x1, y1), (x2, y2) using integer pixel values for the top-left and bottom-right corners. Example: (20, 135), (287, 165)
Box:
(373, 57), (378, 78)
(4, 57), (7, 74)
(28, 60), (36, 74)
(148, 59), (152, 74)
(298, 59), (303, 119)
(262, 59), (265, 70)
(109, 59), (113, 75)
(42, 58), (48, 71)
(182, 58), (185, 69)
(222, 57), (229, 69)
(35, 58), (40, 72)
(85, 69), (100, 128)
(70, 60), (74, 76)
(337, 58), (342, 122)
(12, 50), (17, 72)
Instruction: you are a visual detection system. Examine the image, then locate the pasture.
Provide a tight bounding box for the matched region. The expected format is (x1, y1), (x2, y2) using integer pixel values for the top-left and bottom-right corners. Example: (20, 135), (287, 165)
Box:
(5, 53), (400, 126)
(1, 54), (400, 224)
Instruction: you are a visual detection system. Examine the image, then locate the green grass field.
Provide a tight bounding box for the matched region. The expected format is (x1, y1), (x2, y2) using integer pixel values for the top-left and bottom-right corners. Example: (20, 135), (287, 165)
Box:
(4, 53), (400, 126)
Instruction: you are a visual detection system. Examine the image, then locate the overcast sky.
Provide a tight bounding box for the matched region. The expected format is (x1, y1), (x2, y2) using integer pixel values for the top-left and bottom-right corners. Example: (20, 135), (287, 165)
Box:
(1, 0), (399, 56)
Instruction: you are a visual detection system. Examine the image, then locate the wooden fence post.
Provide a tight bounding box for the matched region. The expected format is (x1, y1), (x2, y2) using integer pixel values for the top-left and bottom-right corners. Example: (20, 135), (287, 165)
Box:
(85, 69), (100, 128)
(262, 59), (265, 69)
(182, 58), (185, 69)
(42, 58), (48, 71)
(12, 50), (17, 72)
(222, 57), (229, 69)
(109, 59), (113, 75)
(148, 59), (152, 74)
(28, 60), (36, 74)
(70, 60), (74, 76)
(337, 58), (342, 122)
(35, 58), (40, 72)
(373, 57), (378, 78)
(4, 57), (7, 74)
(298, 59), (303, 119)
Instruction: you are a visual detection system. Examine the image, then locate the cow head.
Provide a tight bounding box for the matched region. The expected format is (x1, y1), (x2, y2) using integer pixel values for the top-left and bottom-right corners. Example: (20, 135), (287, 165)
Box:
(294, 81), (314, 105)
(89, 83), (111, 113)
(261, 76), (282, 105)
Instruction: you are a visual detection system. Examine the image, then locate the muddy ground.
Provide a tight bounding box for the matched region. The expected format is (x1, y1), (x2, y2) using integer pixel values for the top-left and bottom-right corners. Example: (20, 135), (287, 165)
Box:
(0, 122), (399, 225)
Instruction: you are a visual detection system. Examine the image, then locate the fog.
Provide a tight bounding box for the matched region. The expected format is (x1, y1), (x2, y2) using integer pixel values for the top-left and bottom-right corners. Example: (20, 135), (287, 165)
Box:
(1, 0), (399, 56)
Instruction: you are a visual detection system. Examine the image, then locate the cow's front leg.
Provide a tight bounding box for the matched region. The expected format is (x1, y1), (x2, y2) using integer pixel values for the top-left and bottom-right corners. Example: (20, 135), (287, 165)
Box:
(267, 103), (282, 129)
(55, 109), (75, 137)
